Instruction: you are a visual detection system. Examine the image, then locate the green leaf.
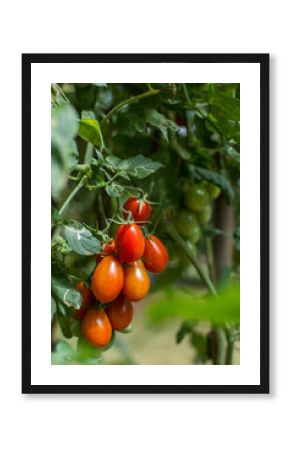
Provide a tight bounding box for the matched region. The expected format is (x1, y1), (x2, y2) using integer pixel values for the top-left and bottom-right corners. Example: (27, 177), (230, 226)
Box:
(123, 154), (163, 179)
(176, 320), (195, 344)
(58, 316), (82, 339)
(203, 226), (222, 238)
(145, 109), (179, 141)
(105, 155), (122, 171)
(210, 91), (240, 121)
(94, 83), (107, 87)
(225, 143), (240, 164)
(105, 183), (124, 197)
(51, 296), (57, 321)
(191, 330), (208, 364)
(81, 110), (96, 120)
(117, 107), (178, 141)
(51, 104), (79, 148)
(148, 283), (240, 326)
(51, 139), (79, 199)
(64, 221), (102, 255)
(51, 208), (60, 225)
(51, 275), (82, 309)
(51, 341), (77, 365)
(76, 337), (102, 364)
(79, 119), (104, 148)
(189, 165), (234, 203)
(58, 315), (74, 338)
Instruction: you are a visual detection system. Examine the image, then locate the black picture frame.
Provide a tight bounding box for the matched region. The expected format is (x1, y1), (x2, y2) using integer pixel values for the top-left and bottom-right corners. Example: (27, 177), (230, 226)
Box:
(22, 53), (269, 394)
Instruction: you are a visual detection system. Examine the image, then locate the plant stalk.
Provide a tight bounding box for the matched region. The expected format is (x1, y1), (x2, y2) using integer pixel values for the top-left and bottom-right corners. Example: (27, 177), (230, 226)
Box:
(97, 190), (106, 228)
(205, 236), (216, 285)
(225, 328), (236, 365)
(166, 223), (217, 297)
(103, 88), (160, 122)
(58, 174), (88, 217)
(84, 142), (94, 165)
(215, 328), (228, 365)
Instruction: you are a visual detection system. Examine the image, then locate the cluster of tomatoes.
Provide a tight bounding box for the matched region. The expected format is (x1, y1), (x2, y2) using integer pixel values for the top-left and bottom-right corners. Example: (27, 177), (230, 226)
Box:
(174, 181), (221, 260)
(73, 197), (168, 349)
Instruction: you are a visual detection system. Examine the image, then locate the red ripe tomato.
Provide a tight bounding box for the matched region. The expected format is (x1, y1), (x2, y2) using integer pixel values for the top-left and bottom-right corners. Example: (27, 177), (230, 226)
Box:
(123, 260), (150, 302)
(81, 308), (112, 348)
(73, 281), (95, 320)
(103, 240), (116, 255)
(123, 197), (152, 224)
(96, 240), (116, 263)
(91, 256), (124, 304)
(143, 235), (168, 273)
(106, 295), (133, 331)
(116, 224), (145, 263)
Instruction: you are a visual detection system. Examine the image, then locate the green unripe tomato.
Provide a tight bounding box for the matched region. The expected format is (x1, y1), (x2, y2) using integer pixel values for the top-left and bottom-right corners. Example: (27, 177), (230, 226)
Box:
(197, 203), (212, 224)
(202, 181), (221, 200)
(184, 184), (210, 212)
(174, 210), (201, 242)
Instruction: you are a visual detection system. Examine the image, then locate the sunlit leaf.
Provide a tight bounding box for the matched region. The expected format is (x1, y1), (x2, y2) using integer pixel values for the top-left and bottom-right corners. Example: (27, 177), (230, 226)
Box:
(64, 221), (102, 255)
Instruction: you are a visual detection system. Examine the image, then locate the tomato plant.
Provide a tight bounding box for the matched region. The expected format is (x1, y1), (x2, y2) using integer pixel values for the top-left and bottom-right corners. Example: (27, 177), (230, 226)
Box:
(51, 82), (240, 366)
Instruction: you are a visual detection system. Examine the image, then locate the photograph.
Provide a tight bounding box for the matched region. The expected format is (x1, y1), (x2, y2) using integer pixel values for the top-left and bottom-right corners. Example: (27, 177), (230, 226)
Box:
(51, 81), (240, 366)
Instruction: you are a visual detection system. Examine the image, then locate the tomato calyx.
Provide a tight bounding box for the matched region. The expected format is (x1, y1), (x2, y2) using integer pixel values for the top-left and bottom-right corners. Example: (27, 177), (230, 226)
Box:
(108, 213), (150, 226)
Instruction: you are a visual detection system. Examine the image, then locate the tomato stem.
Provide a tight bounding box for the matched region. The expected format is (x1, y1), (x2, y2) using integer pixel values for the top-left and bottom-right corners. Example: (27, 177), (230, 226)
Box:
(165, 223), (218, 297)
(97, 190), (106, 228)
(214, 328), (228, 364)
(102, 88), (160, 122)
(58, 174), (88, 217)
(205, 235), (216, 285)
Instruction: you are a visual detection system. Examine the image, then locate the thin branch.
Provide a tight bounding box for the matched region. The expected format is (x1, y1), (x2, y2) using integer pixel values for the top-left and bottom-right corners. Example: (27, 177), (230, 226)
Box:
(166, 223), (217, 297)
(102, 88), (160, 122)
(58, 174), (88, 217)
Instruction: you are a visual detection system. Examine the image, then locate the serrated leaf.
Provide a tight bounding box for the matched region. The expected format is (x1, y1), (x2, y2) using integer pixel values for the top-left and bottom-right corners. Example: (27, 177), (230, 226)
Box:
(64, 222), (102, 255)
(124, 154), (163, 179)
(79, 119), (104, 148)
(105, 183), (124, 197)
(145, 109), (179, 141)
(51, 276), (82, 309)
(105, 155), (122, 171)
